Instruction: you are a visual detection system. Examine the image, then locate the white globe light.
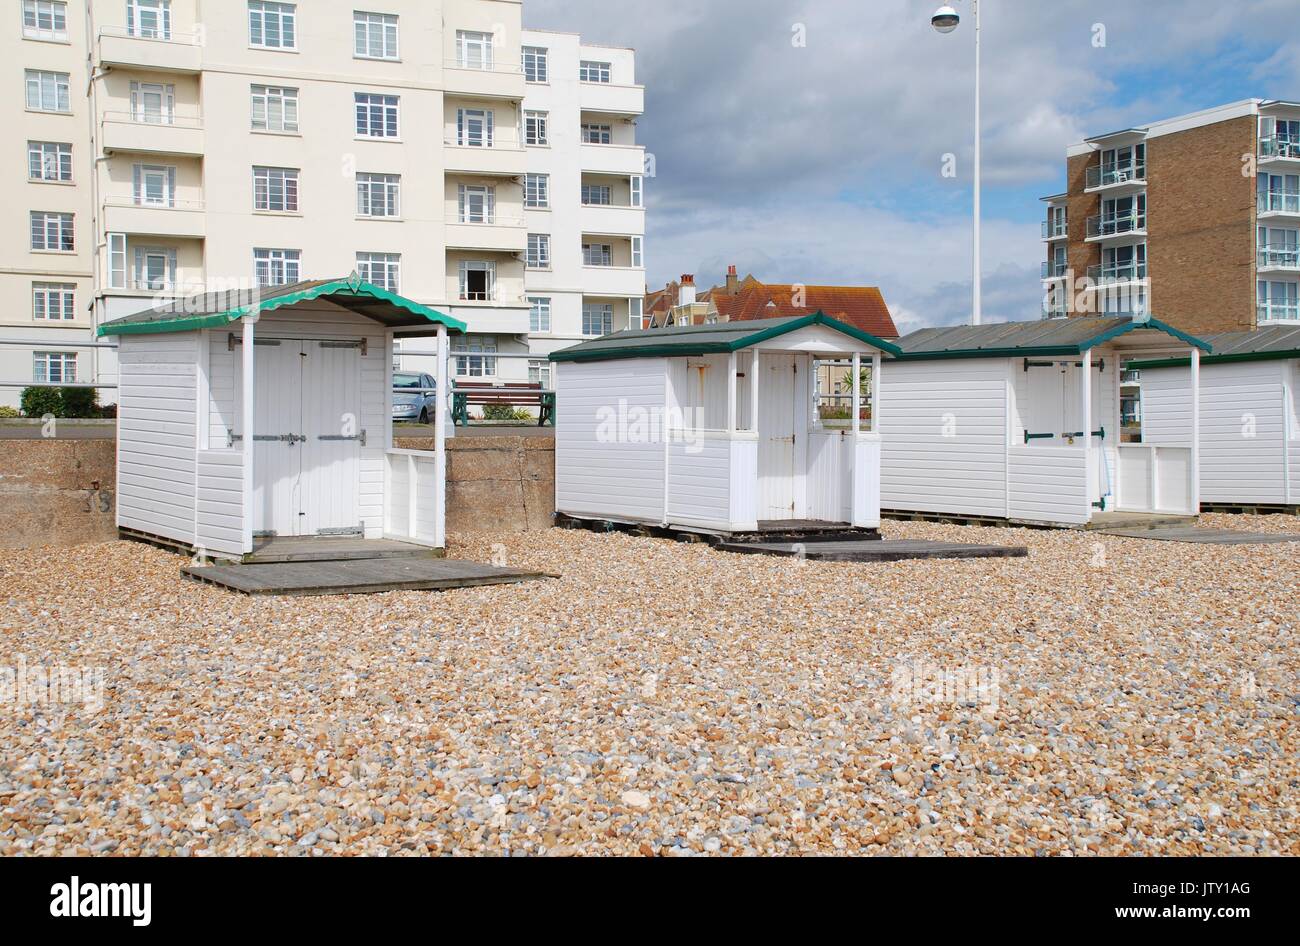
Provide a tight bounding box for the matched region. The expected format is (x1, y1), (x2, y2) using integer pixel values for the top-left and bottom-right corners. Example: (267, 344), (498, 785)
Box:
(932, 5), (961, 33)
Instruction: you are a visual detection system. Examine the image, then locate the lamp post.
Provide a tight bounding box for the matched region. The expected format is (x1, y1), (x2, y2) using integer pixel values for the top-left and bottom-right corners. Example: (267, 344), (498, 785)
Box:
(932, 1), (981, 326)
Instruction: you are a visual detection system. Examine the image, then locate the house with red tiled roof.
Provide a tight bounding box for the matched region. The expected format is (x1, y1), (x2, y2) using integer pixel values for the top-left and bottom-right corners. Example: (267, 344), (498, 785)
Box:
(646, 266), (899, 339)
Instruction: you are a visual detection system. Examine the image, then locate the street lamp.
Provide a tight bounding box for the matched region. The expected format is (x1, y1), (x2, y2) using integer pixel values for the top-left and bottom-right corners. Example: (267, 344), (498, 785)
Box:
(933, 0), (981, 326)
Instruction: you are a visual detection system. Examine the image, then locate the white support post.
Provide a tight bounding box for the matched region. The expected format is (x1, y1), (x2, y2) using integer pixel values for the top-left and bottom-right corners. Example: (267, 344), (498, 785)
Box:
(435, 324), (449, 547)
(1082, 347), (1093, 518)
(726, 351), (738, 434)
(870, 351), (882, 432)
(749, 348), (759, 432)
(240, 315), (256, 553)
(1190, 346), (1201, 515)
(851, 351), (861, 435)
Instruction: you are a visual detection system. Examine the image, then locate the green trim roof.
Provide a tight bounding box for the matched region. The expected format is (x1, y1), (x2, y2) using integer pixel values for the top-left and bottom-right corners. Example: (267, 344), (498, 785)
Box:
(892, 316), (1212, 361)
(97, 276), (466, 337)
(1128, 325), (1300, 370)
(548, 312), (901, 363)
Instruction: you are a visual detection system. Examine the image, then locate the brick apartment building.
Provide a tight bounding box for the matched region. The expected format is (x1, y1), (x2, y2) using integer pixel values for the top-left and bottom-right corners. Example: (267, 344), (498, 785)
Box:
(1041, 99), (1300, 336)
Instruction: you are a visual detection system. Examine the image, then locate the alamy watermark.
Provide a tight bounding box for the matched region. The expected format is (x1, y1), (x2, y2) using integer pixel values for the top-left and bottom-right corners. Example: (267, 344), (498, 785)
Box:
(595, 400), (706, 454)
(1, 655), (104, 713)
(890, 660), (1001, 712)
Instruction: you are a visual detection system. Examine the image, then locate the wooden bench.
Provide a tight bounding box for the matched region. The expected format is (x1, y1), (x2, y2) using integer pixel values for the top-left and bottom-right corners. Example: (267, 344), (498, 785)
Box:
(452, 382), (556, 427)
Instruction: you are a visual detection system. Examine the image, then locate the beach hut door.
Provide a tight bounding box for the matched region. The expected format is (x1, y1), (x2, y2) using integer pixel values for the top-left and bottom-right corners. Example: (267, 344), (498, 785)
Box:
(758, 354), (797, 519)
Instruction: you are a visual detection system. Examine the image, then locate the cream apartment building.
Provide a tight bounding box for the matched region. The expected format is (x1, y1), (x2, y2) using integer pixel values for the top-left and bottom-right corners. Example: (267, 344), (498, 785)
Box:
(2, 0), (644, 407)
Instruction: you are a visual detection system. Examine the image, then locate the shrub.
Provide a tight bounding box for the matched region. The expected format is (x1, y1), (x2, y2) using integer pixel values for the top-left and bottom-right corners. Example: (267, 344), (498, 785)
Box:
(59, 387), (99, 419)
(0, 405), (19, 418)
(20, 387), (62, 418)
(482, 403), (534, 421)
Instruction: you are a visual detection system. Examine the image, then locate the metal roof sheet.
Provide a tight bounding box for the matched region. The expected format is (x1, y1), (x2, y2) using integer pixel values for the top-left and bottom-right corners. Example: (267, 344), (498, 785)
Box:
(892, 316), (1210, 360)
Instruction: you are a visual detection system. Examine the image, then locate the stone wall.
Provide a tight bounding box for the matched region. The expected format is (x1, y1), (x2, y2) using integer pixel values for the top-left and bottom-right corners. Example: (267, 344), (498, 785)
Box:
(0, 435), (555, 549)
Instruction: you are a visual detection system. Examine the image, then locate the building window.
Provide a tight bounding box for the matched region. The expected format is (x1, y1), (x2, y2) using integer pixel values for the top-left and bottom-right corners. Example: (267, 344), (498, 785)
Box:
(527, 234), (550, 269)
(251, 84), (298, 132)
(458, 184), (495, 224)
(23, 1), (68, 41)
(581, 183), (612, 205)
(354, 11), (398, 60)
(579, 60), (611, 83)
(581, 123), (612, 145)
(522, 45), (548, 83)
(524, 173), (549, 209)
(25, 70), (70, 112)
(528, 359), (551, 388)
(1258, 226), (1299, 269)
(631, 236), (643, 269)
(356, 252), (400, 292)
(28, 141), (72, 182)
(127, 0), (171, 39)
(33, 351), (76, 384)
(455, 108), (493, 147)
(108, 233), (127, 288)
(456, 30), (494, 69)
(30, 211), (73, 251)
(133, 164), (176, 207)
(524, 110), (548, 146)
(458, 260), (495, 301)
(254, 248), (301, 286)
(249, 1), (296, 49)
(133, 246), (176, 290)
(1259, 173), (1300, 215)
(356, 172), (400, 217)
(1258, 280), (1300, 322)
(33, 282), (75, 320)
(582, 303), (613, 336)
(130, 81), (175, 124)
(582, 242), (612, 267)
(528, 296), (551, 333)
(453, 337), (497, 377)
(253, 166), (299, 212)
(355, 92), (399, 138)
(630, 297), (644, 330)
(630, 175), (643, 207)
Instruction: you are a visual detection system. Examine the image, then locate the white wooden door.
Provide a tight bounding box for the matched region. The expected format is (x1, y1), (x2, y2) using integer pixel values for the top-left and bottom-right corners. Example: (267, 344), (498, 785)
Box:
(757, 353), (797, 520)
(299, 340), (363, 535)
(244, 339), (303, 536)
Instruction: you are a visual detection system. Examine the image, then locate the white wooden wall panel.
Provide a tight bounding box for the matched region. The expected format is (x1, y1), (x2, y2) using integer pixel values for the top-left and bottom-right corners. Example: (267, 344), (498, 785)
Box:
(1007, 446), (1089, 524)
(666, 435), (731, 529)
(195, 450), (246, 555)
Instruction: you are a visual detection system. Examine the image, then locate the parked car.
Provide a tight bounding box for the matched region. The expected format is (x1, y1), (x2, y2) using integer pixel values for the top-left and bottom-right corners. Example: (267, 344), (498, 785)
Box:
(392, 372), (437, 424)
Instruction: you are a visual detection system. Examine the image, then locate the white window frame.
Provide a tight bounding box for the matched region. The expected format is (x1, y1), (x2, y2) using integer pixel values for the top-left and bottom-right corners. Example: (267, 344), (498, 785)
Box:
(522, 45), (548, 83)
(631, 236), (643, 269)
(524, 173), (549, 209)
(581, 183), (612, 205)
(25, 70), (70, 113)
(28, 141), (72, 182)
(582, 242), (612, 267)
(527, 233), (551, 270)
(453, 337), (497, 377)
(458, 184), (496, 224)
(354, 10), (398, 60)
(356, 252), (400, 292)
(524, 110), (548, 146)
(630, 175), (643, 208)
(252, 166), (300, 213)
(458, 260), (495, 301)
(356, 172), (400, 218)
(30, 211), (73, 252)
(581, 123), (612, 145)
(127, 0), (172, 40)
(33, 351), (76, 384)
(251, 84), (299, 133)
(579, 60), (611, 83)
(254, 248), (301, 287)
(456, 29), (494, 70)
(32, 282), (75, 321)
(23, 1), (68, 42)
(456, 108), (493, 147)
(629, 297), (644, 330)
(528, 359), (552, 389)
(528, 296), (551, 333)
(355, 92), (400, 139)
(248, 1), (296, 50)
(130, 80), (175, 124)
(133, 245), (177, 291)
(133, 163), (177, 207)
(582, 303), (613, 336)
(108, 233), (127, 288)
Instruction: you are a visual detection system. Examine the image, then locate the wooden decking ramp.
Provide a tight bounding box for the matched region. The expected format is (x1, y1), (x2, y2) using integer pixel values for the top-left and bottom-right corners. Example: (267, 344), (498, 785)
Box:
(1097, 527), (1300, 545)
(716, 538), (1028, 562)
(182, 536), (554, 597)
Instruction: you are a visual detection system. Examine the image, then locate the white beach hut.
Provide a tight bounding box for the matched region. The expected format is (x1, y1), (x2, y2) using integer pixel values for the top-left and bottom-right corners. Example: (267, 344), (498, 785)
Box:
(97, 276), (465, 558)
(1128, 325), (1300, 511)
(878, 316), (1213, 527)
(548, 314), (901, 534)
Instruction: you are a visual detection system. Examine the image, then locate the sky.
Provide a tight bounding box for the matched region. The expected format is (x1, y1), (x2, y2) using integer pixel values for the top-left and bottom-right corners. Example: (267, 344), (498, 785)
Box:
(524, 0), (1300, 333)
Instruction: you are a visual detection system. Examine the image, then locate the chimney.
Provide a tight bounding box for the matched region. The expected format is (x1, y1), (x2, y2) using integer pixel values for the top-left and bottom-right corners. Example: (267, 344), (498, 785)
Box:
(679, 274), (696, 306)
(725, 265), (739, 295)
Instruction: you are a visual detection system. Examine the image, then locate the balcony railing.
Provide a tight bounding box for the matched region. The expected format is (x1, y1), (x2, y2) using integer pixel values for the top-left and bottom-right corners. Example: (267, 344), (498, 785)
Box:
(1260, 136), (1300, 160)
(1087, 212), (1146, 239)
(1257, 302), (1300, 322)
(1041, 259), (1068, 279)
(1259, 192), (1300, 214)
(1087, 162), (1146, 189)
(1042, 219), (1067, 239)
(1088, 261), (1148, 284)
(1041, 302), (1068, 320)
(1258, 244), (1300, 269)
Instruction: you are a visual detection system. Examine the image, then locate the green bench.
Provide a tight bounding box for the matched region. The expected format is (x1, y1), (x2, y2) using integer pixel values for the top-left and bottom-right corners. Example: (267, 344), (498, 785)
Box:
(451, 382), (555, 427)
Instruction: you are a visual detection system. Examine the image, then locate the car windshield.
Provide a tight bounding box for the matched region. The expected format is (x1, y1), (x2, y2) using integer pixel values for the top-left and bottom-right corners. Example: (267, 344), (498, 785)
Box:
(394, 374), (424, 389)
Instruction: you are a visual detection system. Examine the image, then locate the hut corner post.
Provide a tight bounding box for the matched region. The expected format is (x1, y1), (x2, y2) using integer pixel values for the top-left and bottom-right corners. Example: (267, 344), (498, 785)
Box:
(239, 314), (256, 554)
(1083, 347), (1093, 521)
(434, 324), (448, 548)
(1190, 345), (1201, 515)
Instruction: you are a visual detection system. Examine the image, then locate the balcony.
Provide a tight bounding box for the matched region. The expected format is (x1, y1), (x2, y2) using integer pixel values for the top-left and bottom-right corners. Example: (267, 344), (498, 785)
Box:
(579, 143), (645, 176)
(1258, 192), (1300, 219)
(1086, 212), (1147, 241)
(1258, 244), (1300, 272)
(444, 218), (527, 253)
(1259, 136), (1300, 163)
(1041, 259), (1068, 280)
(578, 204), (645, 236)
(443, 131), (526, 177)
(442, 59), (526, 100)
(1041, 301), (1068, 320)
(1257, 302), (1300, 323)
(96, 26), (202, 73)
(1087, 261), (1148, 286)
(103, 197), (206, 239)
(579, 265), (645, 297)
(1085, 162), (1146, 192)
(101, 112), (204, 156)
(1042, 219), (1067, 240)
(578, 83), (645, 117)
